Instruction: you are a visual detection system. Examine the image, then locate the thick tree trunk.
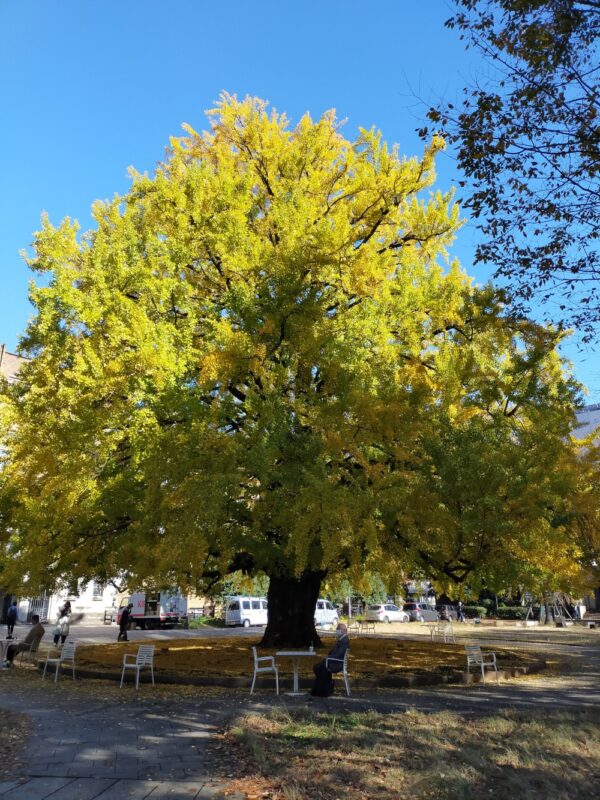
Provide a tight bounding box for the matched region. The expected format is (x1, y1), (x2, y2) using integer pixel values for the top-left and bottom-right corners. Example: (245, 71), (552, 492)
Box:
(259, 570), (325, 648)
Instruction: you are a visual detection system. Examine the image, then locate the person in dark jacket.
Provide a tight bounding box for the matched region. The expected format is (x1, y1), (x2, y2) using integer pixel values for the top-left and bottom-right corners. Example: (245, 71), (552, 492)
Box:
(310, 623), (350, 697)
(6, 600), (18, 639)
(117, 603), (133, 641)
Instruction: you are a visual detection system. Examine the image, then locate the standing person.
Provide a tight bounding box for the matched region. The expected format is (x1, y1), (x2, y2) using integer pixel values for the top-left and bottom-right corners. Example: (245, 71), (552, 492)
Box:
(457, 601), (465, 623)
(53, 609), (70, 646)
(3, 614), (45, 667)
(118, 603), (133, 642)
(310, 623), (350, 697)
(6, 600), (18, 639)
(60, 600), (72, 617)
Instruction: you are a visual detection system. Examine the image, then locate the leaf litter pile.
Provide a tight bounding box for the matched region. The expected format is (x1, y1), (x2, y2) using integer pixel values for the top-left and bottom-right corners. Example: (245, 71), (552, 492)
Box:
(76, 635), (537, 681)
(0, 710), (31, 780)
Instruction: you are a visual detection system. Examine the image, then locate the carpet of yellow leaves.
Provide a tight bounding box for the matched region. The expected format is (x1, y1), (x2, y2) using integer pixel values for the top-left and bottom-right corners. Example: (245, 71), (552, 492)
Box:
(76, 634), (538, 679)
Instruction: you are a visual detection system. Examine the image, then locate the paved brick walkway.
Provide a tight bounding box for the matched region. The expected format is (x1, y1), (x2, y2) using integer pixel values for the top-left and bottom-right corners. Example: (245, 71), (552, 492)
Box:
(0, 673), (244, 799)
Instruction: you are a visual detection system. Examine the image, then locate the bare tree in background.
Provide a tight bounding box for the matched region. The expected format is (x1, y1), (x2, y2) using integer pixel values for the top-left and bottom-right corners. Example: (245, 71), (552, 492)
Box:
(423, 1), (600, 340)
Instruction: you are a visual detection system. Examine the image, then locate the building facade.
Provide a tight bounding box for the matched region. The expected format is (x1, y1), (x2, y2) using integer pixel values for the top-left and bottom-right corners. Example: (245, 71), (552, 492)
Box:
(0, 344), (22, 383)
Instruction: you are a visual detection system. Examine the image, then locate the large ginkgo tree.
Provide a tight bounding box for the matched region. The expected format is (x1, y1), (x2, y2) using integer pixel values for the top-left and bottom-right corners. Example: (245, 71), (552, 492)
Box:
(0, 95), (585, 645)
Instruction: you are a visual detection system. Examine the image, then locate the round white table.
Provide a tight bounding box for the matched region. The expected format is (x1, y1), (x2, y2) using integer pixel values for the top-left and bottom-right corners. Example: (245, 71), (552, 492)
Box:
(276, 650), (319, 695)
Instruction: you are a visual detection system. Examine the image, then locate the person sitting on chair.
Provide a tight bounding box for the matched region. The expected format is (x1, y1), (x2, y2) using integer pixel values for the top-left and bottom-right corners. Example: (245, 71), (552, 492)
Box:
(310, 623), (349, 697)
(3, 614), (45, 667)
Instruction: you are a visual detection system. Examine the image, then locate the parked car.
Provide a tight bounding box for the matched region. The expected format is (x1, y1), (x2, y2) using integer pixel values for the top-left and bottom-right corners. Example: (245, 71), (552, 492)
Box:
(365, 603), (410, 623)
(314, 599), (339, 628)
(403, 602), (439, 622)
(435, 604), (458, 621)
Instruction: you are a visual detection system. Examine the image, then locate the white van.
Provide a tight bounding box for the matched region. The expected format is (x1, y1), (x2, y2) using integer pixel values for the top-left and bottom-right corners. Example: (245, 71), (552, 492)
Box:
(225, 596), (268, 627)
(314, 599), (339, 628)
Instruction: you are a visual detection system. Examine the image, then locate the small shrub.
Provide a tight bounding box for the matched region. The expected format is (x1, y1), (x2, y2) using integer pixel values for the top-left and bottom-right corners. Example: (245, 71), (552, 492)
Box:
(464, 605), (487, 618)
(187, 616), (225, 628)
(494, 606), (529, 620)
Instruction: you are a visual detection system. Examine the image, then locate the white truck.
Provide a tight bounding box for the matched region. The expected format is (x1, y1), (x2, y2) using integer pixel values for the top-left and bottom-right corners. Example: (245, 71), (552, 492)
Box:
(116, 591), (187, 630)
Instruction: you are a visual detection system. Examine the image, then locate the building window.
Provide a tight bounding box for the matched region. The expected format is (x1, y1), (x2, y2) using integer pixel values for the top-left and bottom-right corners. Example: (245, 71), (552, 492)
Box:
(92, 581), (106, 601)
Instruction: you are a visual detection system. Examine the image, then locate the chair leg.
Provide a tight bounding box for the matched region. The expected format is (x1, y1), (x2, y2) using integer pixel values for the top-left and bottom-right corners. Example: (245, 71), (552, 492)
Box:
(344, 672), (350, 696)
(275, 668), (279, 695)
(54, 661), (60, 684)
(150, 664), (155, 686)
(42, 659), (48, 680)
(135, 667), (140, 690)
(250, 670), (257, 694)
(120, 666), (126, 688)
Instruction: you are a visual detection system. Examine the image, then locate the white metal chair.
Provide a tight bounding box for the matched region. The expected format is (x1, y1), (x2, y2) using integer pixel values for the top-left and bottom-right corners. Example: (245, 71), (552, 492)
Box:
(465, 644), (498, 683)
(120, 644), (155, 689)
(326, 650), (351, 696)
(358, 621), (376, 635)
(43, 640), (77, 682)
(250, 646), (279, 694)
(430, 622), (456, 643)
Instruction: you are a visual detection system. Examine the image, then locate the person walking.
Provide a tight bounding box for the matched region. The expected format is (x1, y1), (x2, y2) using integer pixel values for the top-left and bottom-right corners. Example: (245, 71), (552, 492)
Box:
(6, 600), (18, 639)
(457, 601), (465, 623)
(118, 603), (133, 642)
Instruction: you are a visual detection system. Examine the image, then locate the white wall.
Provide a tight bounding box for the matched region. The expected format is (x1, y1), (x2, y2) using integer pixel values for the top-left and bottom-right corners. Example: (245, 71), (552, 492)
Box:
(47, 581), (118, 623)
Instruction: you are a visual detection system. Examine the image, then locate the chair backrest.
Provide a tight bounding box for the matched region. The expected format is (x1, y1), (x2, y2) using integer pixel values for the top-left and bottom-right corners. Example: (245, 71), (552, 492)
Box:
(136, 645), (155, 665)
(30, 631), (45, 653)
(341, 650), (349, 670)
(465, 645), (483, 663)
(60, 641), (77, 661)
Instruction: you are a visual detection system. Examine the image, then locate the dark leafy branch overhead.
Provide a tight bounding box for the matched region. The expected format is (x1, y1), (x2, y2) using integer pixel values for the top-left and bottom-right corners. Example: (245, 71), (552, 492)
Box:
(423, 0), (600, 340)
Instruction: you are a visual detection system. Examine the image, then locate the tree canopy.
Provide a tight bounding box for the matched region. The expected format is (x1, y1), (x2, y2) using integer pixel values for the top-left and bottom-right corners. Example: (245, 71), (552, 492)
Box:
(424, 1), (600, 339)
(0, 95), (588, 644)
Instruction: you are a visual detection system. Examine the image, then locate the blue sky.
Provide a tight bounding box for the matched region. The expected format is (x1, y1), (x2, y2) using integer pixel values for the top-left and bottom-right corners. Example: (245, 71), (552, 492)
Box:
(1, 1), (598, 400)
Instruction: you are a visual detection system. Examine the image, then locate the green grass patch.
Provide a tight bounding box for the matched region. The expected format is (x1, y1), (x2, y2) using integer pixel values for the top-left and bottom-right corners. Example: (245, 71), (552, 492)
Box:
(229, 707), (600, 799)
